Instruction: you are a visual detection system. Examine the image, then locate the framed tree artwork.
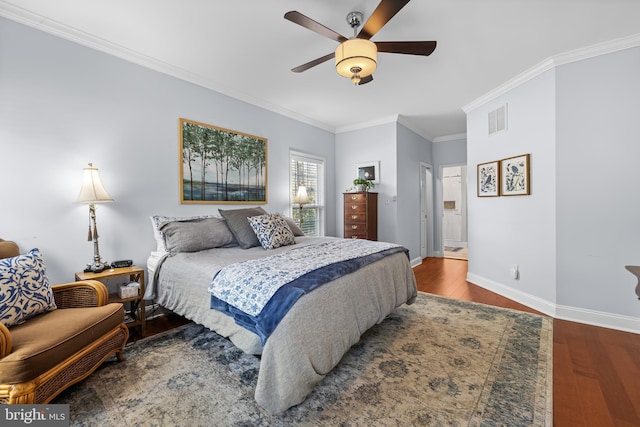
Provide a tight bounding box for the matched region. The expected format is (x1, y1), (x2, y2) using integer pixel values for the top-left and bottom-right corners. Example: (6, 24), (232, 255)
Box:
(500, 154), (530, 196)
(477, 160), (500, 197)
(179, 118), (268, 204)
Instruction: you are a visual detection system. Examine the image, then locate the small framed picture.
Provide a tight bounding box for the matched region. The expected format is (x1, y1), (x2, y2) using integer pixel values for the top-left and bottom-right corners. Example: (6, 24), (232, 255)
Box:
(500, 154), (530, 196)
(477, 160), (500, 197)
(356, 161), (380, 184)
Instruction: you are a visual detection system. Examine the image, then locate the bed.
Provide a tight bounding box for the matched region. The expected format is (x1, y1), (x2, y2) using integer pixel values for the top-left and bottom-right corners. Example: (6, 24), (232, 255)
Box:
(145, 209), (417, 414)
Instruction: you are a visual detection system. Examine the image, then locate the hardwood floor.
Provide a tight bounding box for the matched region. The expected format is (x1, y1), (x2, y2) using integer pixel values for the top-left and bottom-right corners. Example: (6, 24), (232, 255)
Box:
(415, 257), (640, 427)
(141, 257), (640, 426)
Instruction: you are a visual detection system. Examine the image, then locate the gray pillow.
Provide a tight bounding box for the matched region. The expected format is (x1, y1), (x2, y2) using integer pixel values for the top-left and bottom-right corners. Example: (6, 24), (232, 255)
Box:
(218, 207), (267, 249)
(159, 217), (236, 253)
(283, 216), (304, 236)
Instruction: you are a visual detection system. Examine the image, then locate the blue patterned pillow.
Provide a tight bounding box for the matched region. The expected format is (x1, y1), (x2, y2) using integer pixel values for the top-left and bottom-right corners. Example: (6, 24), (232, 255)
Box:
(0, 248), (57, 328)
(248, 214), (296, 250)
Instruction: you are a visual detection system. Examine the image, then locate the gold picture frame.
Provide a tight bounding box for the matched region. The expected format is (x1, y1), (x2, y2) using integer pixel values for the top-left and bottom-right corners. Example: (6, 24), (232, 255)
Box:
(500, 154), (530, 196)
(477, 160), (500, 197)
(179, 118), (268, 204)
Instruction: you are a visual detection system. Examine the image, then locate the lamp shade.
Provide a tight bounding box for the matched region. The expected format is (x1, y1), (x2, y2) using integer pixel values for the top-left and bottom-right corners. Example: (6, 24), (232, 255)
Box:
(335, 38), (377, 78)
(293, 185), (310, 205)
(75, 163), (113, 203)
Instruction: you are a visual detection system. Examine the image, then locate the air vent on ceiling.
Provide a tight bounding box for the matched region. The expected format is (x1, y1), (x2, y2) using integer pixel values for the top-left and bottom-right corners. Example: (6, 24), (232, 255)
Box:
(488, 103), (508, 135)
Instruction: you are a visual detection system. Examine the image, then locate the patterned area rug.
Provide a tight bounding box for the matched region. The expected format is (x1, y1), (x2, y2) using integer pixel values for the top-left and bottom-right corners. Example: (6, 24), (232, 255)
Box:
(54, 293), (552, 426)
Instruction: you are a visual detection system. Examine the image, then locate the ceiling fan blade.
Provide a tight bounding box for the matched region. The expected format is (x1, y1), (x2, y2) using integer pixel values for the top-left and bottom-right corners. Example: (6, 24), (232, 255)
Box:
(358, 75), (374, 85)
(291, 52), (335, 73)
(284, 11), (349, 43)
(357, 0), (411, 40)
(375, 41), (437, 56)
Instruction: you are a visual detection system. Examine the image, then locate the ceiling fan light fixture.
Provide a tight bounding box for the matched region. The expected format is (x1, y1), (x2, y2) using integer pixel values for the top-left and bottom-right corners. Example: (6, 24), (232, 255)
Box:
(335, 38), (377, 80)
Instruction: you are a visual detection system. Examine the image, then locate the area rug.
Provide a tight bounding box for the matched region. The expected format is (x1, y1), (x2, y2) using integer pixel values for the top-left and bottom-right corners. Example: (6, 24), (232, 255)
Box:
(54, 292), (553, 426)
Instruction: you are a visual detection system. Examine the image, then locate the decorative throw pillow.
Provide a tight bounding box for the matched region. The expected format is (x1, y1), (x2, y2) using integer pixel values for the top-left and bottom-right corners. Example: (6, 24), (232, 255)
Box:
(248, 214), (296, 250)
(218, 207), (267, 249)
(0, 248), (57, 328)
(150, 214), (218, 253)
(160, 217), (236, 253)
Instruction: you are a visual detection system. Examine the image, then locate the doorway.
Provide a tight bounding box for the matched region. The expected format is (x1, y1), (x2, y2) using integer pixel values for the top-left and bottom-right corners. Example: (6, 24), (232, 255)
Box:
(442, 165), (468, 260)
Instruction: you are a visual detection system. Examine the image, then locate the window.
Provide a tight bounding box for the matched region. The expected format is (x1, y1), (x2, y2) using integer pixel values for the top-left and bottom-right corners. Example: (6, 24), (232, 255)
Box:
(290, 151), (325, 236)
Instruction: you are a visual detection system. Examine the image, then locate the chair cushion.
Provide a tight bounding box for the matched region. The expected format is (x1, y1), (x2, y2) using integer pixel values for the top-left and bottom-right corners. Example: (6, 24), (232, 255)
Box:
(0, 239), (19, 260)
(0, 248), (57, 328)
(0, 303), (124, 383)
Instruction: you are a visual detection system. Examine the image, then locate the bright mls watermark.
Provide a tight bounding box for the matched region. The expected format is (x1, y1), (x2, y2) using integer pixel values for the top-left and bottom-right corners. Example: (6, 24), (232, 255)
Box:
(1, 405), (69, 426)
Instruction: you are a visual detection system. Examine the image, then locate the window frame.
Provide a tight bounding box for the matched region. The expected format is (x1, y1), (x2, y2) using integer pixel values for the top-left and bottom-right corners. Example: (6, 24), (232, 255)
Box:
(289, 150), (325, 236)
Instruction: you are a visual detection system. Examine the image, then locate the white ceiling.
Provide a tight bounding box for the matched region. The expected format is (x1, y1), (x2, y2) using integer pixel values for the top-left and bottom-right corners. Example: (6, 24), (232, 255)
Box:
(2, 0), (640, 140)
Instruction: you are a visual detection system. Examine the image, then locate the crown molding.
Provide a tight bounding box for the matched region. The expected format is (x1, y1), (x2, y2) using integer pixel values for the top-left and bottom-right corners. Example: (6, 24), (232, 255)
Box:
(0, 2), (335, 134)
(433, 133), (467, 143)
(336, 115), (442, 143)
(335, 115), (400, 134)
(463, 33), (640, 113)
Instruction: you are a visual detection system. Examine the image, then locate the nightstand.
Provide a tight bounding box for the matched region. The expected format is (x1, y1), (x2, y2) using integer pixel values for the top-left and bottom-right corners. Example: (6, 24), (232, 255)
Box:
(75, 266), (146, 336)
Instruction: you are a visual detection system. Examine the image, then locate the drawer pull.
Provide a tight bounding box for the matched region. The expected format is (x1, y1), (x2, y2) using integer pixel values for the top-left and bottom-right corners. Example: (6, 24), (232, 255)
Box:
(351, 195), (358, 200)
(351, 225), (358, 230)
(351, 205), (359, 210)
(351, 215), (358, 220)
(351, 236), (358, 239)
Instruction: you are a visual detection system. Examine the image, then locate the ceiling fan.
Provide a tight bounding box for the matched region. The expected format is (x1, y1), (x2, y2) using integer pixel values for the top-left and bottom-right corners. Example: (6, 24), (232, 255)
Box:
(284, 0), (437, 85)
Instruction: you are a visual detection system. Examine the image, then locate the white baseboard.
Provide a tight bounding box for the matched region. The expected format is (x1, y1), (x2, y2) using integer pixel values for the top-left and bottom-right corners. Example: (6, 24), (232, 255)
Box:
(444, 240), (468, 248)
(410, 257), (422, 268)
(466, 273), (556, 316)
(555, 305), (640, 335)
(467, 273), (640, 334)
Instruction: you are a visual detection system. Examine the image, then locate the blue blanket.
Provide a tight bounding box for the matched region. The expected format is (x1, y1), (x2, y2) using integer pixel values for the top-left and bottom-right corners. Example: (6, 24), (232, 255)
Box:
(209, 240), (408, 344)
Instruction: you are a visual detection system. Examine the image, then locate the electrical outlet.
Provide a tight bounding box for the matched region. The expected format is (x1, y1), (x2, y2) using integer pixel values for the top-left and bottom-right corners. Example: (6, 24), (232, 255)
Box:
(510, 264), (519, 280)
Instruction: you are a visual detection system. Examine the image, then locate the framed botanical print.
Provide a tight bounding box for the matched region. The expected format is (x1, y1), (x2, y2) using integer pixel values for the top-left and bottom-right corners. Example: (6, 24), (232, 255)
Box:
(500, 154), (530, 196)
(477, 160), (500, 197)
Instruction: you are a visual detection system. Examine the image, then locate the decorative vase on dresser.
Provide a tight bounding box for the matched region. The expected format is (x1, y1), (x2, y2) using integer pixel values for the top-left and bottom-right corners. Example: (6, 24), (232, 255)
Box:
(343, 192), (378, 241)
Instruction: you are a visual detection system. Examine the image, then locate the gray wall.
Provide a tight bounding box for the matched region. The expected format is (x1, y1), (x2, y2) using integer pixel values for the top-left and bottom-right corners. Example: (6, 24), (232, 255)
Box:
(466, 46), (640, 331)
(334, 123), (467, 263)
(467, 69), (558, 307)
(0, 17), (335, 284)
(397, 123), (433, 263)
(334, 122), (398, 243)
(555, 47), (640, 319)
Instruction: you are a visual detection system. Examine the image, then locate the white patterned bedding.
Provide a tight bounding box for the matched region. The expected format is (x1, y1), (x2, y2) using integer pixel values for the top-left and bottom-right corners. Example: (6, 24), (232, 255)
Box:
(209, 239), (401, 316)
(148, 236), (417, 414)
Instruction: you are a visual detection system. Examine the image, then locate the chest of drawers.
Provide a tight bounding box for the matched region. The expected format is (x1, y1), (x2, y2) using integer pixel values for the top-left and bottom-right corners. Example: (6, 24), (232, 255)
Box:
(343, 192), (378, 240)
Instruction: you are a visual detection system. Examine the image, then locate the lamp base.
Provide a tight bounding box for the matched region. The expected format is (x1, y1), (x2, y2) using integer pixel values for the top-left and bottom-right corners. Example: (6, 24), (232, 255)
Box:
(84, 260), (110, 273)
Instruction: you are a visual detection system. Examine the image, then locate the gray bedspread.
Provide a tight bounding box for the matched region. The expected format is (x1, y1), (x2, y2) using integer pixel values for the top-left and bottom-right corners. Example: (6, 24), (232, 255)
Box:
(148, 236), (417, 414)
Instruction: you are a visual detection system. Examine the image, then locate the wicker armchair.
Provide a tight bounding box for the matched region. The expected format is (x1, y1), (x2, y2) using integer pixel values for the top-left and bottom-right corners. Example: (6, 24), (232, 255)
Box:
(0, 242), (128, 404)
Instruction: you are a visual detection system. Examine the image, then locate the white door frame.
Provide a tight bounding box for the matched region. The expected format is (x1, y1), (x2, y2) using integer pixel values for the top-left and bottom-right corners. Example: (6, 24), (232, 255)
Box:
(420, 162), (434, 259)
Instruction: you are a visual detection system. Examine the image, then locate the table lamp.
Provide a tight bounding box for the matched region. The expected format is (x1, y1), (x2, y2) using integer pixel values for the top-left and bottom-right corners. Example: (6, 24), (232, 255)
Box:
(293, 185), (310, 226)
(75, 163), (113, 273)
